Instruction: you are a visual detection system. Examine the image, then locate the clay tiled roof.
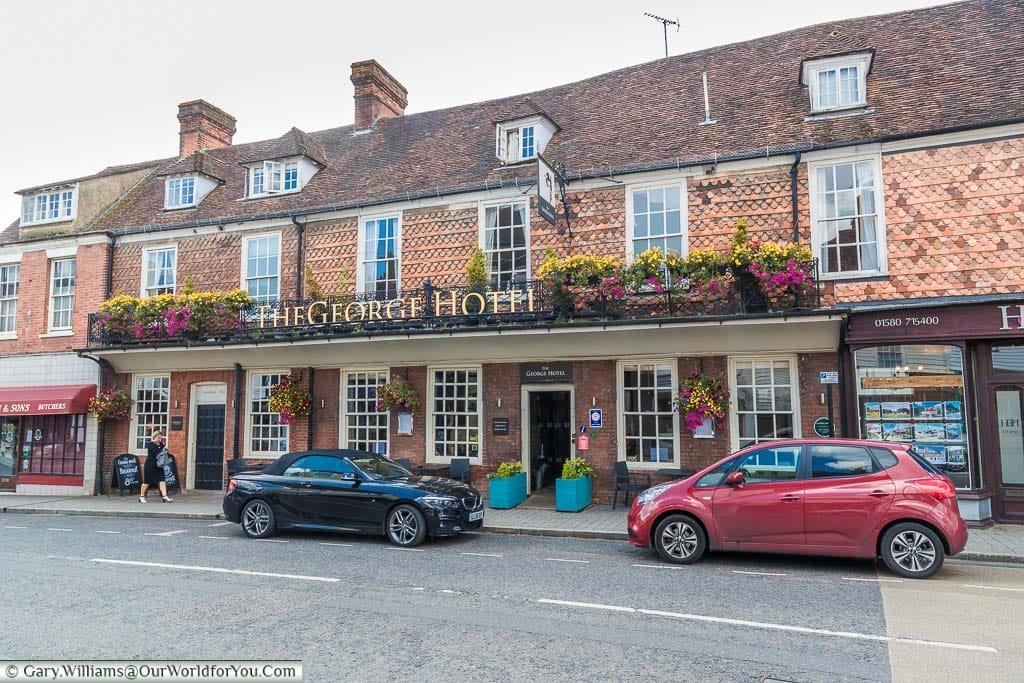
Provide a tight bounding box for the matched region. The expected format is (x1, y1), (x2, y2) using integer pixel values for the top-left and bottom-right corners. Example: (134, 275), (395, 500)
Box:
(16, 0), (1024, 236)
(157, 150), (231, 183)
(15, 158), (172, 196)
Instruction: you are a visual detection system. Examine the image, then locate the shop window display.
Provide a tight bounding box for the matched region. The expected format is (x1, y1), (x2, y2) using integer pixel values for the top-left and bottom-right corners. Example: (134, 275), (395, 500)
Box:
(855, 345), (971, 488)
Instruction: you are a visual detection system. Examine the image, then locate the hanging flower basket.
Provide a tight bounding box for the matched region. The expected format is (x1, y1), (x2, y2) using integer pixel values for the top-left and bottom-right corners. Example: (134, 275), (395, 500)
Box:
(88, 388), (133, 422)
(268, 376), (312, 425)
(375, 377), (421, 413)
(673, 374), (729, 434)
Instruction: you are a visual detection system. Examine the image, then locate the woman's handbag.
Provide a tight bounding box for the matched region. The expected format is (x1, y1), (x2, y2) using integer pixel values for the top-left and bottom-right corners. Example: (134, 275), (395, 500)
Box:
(156, 449), (171, 468)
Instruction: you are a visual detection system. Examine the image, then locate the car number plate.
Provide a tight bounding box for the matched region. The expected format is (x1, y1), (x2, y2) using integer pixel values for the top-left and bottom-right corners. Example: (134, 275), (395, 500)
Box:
(468, 510), (484, 522)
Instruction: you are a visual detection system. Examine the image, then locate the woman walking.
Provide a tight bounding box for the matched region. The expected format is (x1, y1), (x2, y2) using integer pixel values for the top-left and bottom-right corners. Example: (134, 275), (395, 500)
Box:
(140, 429), (173, 503)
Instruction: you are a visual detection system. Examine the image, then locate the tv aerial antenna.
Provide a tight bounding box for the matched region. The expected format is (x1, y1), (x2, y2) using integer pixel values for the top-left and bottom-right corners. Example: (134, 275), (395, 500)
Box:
(644, 12), (680, 58)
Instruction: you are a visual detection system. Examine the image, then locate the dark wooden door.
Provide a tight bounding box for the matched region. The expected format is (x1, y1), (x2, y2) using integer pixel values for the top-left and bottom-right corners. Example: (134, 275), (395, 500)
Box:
(195, 405), (226, 490)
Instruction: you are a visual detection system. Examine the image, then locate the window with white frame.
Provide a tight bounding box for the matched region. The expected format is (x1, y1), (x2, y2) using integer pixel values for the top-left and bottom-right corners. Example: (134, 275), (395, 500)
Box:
(49, 258), (76, 330)
(629, 185), (685, 259)
(21, 188), (75, 225)
(0, 264), (19, 335)
(731, 357), (799, 449)
(496, 124), (537, 163)
(131, 375), (170, 452)
(248, 372), (289, 456)
(142, 247), (177, 297)
(243, 234), (280, 303)
(805, 54), (870, 113)
(343, 370), (390, 455)
(164, 176), (196, 208)
(359, 216), (400, 296)
(620, 361), (678, 465)
(248, 161), (300, 197)
(811, 157), (885, 276)
(429, 368), (480, 460)
(482, 202), (528, 288)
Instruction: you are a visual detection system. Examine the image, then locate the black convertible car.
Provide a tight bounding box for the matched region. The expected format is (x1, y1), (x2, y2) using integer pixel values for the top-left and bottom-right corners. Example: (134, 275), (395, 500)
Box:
(223, 449), (484, 547)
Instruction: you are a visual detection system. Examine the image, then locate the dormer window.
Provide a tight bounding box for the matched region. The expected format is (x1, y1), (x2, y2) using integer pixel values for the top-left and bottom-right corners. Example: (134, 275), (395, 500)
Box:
(164, 175), (196, 209)
(802, 52), (872, 113)
(21, 187), (76, 226)
(248, 160), (301, 198)
(495, 115), (556, 165)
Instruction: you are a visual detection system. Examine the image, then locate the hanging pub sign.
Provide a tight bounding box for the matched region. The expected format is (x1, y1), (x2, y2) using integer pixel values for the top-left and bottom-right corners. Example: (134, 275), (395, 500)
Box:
(537, 154), (560, 225)
(520, 363), (573, 383)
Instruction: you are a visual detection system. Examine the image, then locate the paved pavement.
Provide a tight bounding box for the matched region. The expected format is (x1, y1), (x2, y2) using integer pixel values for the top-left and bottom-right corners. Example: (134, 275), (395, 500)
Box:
(2, 514), (1022, 681)
(3, 491), (1024, 563)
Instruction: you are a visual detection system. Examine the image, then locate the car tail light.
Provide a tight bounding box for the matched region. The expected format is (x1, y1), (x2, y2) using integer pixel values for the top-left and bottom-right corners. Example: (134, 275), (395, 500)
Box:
(227, 478), (237, 493)
(906, 477), (956, 503)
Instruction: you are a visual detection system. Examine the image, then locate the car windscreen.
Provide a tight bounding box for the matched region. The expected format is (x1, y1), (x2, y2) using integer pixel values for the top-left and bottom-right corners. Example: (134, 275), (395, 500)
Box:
(348, 454), (413, 480)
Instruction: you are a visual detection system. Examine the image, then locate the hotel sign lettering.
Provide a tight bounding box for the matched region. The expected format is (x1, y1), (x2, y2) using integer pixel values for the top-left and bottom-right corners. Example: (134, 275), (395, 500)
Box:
(255, 288), (538, 328)
(520, 363), (573, 383)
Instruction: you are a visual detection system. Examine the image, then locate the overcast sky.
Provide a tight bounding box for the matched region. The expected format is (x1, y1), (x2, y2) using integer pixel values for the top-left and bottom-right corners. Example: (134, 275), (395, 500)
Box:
(0, 0), (944, 222)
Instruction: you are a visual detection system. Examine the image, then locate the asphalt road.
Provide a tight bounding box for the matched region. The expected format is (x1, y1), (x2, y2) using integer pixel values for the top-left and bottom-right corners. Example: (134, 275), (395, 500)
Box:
(1, 515), (1021, 682)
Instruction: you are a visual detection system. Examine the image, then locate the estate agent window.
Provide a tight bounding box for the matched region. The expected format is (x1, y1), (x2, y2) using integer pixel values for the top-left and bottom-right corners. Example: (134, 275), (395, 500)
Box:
(0, 263), (19, 336)
(730, 357), (800, 449)
(429, 368), (480, 460)
(342, 370), (389, 456)
(243, 234), (281, 303)
(358, 216), (400, 296)
(854, 344), (972, 488)
(810, 156), (886, 277)
(248, 372), (289, 457)
(131, 375), (170, 452)
(481, 201), (528, 288)
(619, 361), (679, 466)
(49, 258), (76, 331)
(628, 184), (685, 259)
(142, 246), (177, 297)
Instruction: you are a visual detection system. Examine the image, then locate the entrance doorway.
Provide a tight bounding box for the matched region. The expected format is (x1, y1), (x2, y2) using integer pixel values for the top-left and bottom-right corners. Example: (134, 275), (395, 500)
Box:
(189, 383), (227, 491)
(0, 418), (19, 491)
(521, 385), (574, 504)
(991, 384), (1024, 523)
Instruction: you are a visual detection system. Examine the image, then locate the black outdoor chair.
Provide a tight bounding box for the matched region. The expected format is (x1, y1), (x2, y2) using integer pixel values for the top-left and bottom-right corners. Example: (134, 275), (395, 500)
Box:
(393, 458), (412, 471)
(449, 457), (471, 483)
(612, 461), (652, 509)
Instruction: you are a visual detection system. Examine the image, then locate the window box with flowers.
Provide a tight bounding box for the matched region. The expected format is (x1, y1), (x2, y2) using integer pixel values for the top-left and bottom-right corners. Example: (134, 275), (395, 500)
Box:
(727, 220), (815, 313)
(486, 461), (527, 509)
(88, 388), (133, 422)
(537, 249), (620, 315)
(268, 376), (312, 426)
(97, 290), (250, 343)
(674, 374), (729, 437)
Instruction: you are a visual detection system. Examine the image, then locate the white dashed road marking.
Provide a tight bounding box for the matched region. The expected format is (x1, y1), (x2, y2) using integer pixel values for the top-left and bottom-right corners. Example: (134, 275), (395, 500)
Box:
(842, 577), (903, 583)
(3, 526), (27, 529)
(255, 538), (289, 543)
(207, 521), (233, 527)
(733, 570), (787, 577)
(538, 599), (998, 653)
(319, 542), (354, 547)
(198, 536), (230, 540)
(91, 558), (340, 583)
(143, 530), (189, 537)
(545, 558), (589, 564)
(386, 547), (425, 552)
(632, 564), (686, 570)
(461, 552), (503, 558)
(961, 584), (1024, 593)
(47, 528), (73, 532)
(94, 531), (121, 534)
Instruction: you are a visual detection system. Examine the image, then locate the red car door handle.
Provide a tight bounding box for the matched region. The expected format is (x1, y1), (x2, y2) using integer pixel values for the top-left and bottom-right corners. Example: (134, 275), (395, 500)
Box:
(868, 490), (889, 498)
(780, 495), (800, 502)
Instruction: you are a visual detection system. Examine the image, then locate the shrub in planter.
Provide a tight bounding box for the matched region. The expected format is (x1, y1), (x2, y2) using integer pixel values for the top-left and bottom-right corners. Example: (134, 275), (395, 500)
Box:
(486, 461), (527, 509)
(621, 246), (685, 294)
(555, 457), (595, 512)
(537, 248), (620, 312)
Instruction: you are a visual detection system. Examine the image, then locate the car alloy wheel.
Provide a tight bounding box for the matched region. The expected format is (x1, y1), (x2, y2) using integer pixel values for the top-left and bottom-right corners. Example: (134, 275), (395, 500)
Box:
(653, 514), (706, 565)
(387, 504), (426, 547)
(242, 500), (274, 538)
(881, 522), (944, 579)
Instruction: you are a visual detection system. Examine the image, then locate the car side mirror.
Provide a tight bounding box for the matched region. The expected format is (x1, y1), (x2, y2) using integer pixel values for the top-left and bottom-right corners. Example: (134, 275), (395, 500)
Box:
(340, 471), (360, 482)
(725, 471), (745, 486)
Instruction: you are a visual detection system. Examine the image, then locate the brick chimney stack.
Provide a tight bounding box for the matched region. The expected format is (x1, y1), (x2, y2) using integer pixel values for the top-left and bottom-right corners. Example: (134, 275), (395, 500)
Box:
(177, 100), (237, 158)
(350, 60), (408, 130)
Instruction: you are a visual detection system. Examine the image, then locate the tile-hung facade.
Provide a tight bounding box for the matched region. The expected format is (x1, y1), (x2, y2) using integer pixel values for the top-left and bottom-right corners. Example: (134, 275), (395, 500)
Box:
(1, 1), (1022, 525)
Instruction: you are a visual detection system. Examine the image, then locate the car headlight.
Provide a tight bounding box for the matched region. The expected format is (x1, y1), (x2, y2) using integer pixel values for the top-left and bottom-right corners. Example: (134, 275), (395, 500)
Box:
(420, 495), (460, 510)
(636, 484), (671, 506)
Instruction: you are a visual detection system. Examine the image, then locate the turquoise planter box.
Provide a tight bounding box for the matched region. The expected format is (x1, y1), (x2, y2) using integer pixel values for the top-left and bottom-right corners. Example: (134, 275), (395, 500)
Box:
(488, 472), (527, 509)
(555, 476), (593, 512)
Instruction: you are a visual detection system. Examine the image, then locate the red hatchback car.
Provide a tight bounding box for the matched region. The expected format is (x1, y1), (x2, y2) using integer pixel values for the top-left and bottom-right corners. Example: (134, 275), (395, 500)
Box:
(627, 439), (968, 578)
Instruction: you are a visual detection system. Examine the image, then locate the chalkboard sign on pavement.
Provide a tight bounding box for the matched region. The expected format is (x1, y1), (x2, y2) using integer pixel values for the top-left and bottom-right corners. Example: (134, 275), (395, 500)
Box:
(162, 453), (182, 493)
(111, 454), (141, 496)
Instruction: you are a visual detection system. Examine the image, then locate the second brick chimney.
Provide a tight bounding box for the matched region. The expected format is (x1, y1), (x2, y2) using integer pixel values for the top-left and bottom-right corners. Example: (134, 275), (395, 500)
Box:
(350, 60), (408, 130)
(177, 100), (237, 158)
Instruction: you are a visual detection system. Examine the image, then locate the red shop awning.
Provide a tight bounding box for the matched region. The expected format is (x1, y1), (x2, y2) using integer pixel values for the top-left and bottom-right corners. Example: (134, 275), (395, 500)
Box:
(0, 385), (96, 416)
